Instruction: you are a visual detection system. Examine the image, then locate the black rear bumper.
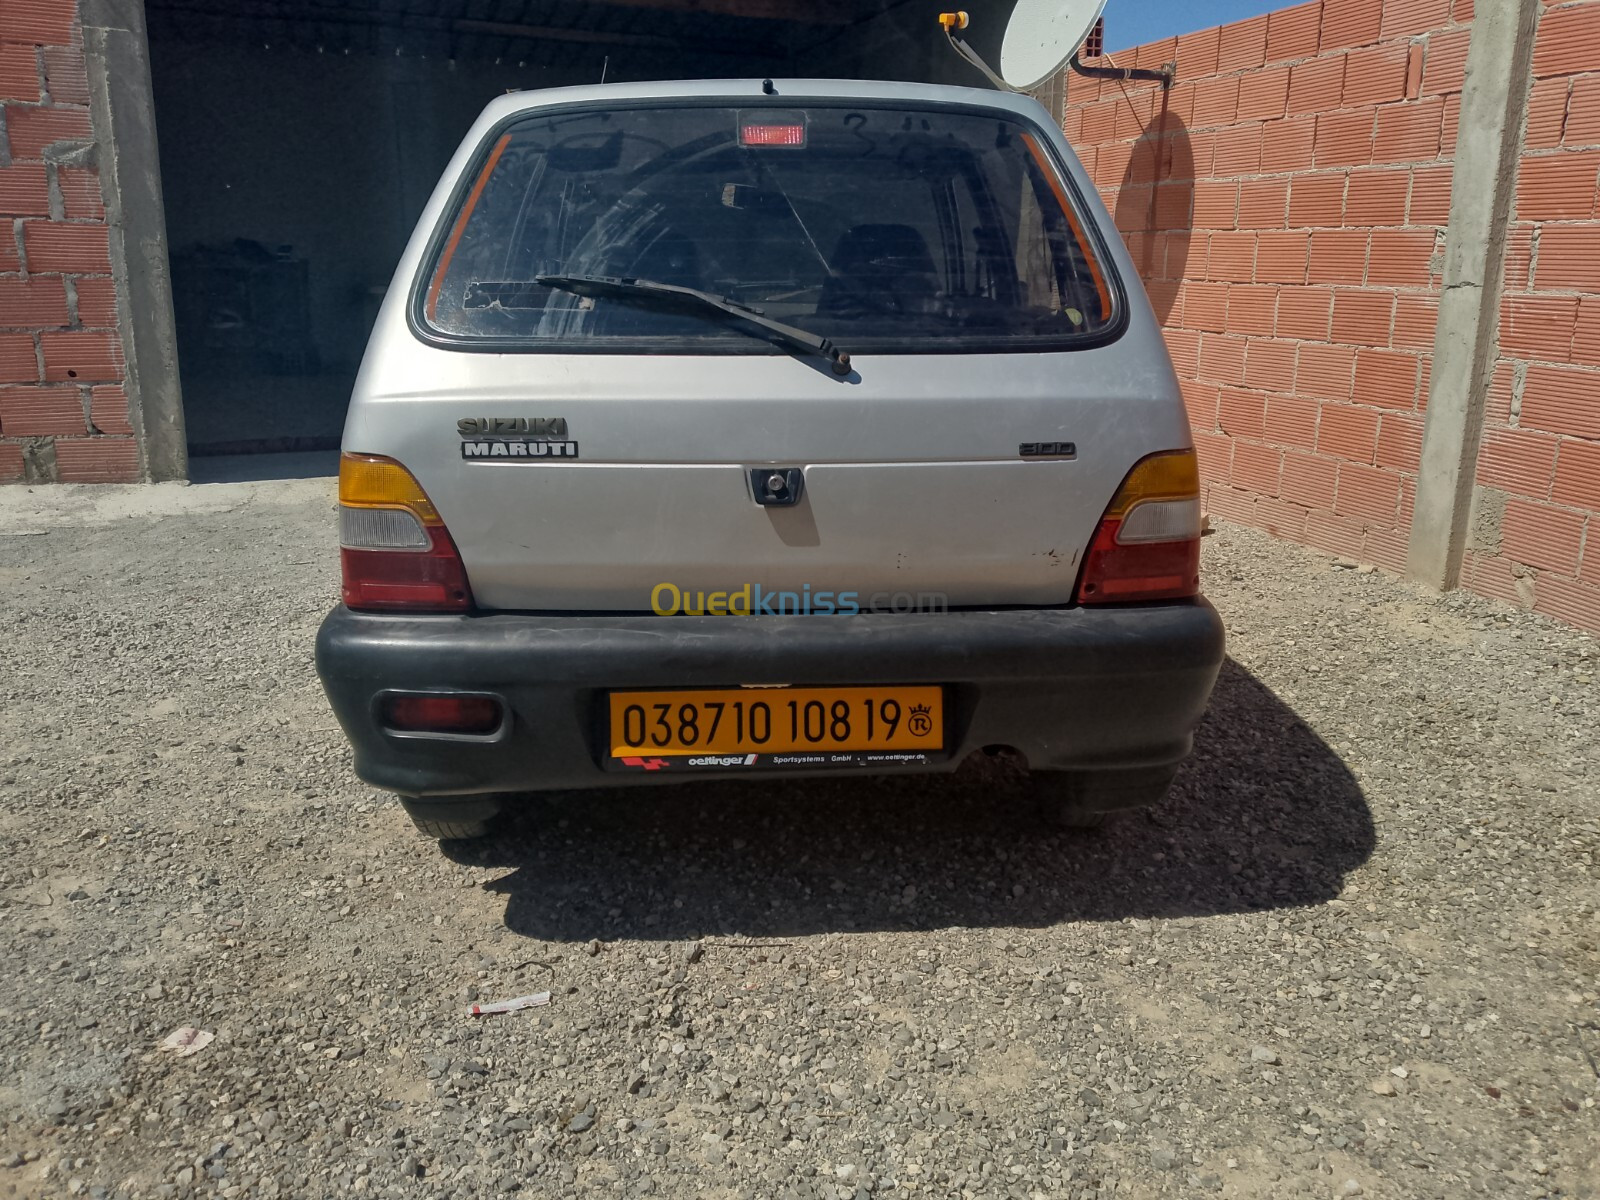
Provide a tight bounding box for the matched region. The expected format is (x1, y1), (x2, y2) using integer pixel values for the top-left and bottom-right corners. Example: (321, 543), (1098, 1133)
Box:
(315, 602), (1225, 797)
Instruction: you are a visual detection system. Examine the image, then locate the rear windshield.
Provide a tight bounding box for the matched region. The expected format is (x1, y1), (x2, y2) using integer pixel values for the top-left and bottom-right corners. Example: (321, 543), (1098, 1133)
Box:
(419, 102), (1118, 352)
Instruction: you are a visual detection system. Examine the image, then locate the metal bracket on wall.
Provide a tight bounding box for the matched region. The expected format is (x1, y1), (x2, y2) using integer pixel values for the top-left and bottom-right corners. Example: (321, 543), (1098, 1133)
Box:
(1068, 51), (1175, 89)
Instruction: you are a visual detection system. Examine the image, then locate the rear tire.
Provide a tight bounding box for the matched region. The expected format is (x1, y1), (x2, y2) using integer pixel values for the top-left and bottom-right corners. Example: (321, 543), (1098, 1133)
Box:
(399, 795), (503, 841)
(1031, 765), (1177, 831)
(408, 814), (493, 840)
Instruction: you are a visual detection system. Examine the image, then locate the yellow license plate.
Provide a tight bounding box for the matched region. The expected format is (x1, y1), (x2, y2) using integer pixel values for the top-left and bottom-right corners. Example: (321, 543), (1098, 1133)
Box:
(607, 685), (943, 767)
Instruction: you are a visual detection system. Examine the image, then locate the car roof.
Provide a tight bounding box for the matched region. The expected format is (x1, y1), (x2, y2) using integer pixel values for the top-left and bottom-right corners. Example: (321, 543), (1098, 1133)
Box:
(475, 77), (1051, 127)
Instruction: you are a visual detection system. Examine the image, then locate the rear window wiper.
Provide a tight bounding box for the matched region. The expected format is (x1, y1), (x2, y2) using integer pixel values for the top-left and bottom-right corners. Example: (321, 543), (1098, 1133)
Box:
(533, 273), (852, 377)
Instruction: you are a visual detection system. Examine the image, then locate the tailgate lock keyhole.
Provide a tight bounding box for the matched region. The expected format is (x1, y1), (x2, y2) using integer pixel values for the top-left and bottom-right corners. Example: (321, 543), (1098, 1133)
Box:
(751, 467), (805, 507)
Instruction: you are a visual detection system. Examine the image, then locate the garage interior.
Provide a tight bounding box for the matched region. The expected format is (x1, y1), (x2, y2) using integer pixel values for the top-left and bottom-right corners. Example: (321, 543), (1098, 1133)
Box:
(143, 0), (1022, 469)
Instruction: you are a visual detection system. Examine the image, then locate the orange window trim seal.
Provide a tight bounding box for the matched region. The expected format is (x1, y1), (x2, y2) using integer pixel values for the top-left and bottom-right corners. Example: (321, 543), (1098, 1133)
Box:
(425, 133), (512, 320)
(1020, 131), (1113, 323)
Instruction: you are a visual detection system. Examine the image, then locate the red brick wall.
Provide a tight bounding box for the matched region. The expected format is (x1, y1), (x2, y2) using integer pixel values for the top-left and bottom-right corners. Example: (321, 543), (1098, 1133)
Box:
(1465, 0), (1600, 633)
(1064, 0), (1469, 579)
(1064, 0), (1600, 635)
(0, 0), (137, 483)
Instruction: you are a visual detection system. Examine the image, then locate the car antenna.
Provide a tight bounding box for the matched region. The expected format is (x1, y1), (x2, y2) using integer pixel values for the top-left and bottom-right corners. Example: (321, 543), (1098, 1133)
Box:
(600, 55), (609, 83)
(762, 78), (776, 95)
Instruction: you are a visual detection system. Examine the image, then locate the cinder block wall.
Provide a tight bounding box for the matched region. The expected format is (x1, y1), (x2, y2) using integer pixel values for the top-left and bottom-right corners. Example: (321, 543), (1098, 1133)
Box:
(1063, 0), (1600, 634)
(0, 0), (136, 483)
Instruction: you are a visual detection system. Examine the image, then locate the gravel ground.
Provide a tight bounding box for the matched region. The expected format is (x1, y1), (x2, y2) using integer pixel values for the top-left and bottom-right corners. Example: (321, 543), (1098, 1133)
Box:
(1, 478), (1597, 1200)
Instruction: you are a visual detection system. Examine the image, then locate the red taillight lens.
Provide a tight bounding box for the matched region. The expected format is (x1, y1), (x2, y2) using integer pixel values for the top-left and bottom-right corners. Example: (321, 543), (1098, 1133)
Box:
(1078, 527), (1200, 602)
(381, 693), (502, 735)
(339, 453), (473, 613)
(1077, 450), (1202, 605)
(341, 527), (473, 612)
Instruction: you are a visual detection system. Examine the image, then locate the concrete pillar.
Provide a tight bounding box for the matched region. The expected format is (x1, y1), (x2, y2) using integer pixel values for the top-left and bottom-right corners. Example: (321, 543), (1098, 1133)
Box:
(1031, 72), (1066, 128)
(1406, 0), (1540, 590)
(81, 0), (187, 482)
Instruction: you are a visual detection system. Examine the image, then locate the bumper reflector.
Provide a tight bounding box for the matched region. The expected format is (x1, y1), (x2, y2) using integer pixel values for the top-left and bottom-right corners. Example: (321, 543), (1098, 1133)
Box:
(381, 693), (503, 735)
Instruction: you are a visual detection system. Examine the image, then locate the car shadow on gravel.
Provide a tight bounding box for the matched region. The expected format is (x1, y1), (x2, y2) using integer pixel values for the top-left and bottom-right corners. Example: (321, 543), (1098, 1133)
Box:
(453, 659), (1375, 941)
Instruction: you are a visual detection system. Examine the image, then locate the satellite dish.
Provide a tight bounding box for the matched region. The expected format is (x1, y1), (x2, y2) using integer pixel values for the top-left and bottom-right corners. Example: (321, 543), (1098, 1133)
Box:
(1001, 0), (1110, 90)
(937, 4), (1170, 94)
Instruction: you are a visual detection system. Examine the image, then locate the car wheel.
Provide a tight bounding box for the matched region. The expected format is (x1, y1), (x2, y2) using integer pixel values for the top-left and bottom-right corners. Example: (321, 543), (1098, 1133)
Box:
(399, 796), (503, 841)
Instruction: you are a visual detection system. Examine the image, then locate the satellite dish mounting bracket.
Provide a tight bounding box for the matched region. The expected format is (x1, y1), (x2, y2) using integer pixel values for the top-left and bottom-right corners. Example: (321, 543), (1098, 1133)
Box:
(1068, 51), (1175, 89)
(939, 13), (1019, 93)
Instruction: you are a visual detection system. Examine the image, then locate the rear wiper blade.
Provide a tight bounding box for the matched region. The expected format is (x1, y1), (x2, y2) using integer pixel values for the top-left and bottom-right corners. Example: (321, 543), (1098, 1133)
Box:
(534, 273), (852, 377)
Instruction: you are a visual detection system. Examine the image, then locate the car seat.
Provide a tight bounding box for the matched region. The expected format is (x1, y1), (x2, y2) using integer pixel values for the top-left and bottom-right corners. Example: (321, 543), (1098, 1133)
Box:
(818, 223), (943, 317)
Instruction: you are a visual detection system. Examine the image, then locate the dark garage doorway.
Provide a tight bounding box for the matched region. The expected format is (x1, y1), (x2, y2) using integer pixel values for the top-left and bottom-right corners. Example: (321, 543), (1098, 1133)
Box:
(144, 0), (951, 467)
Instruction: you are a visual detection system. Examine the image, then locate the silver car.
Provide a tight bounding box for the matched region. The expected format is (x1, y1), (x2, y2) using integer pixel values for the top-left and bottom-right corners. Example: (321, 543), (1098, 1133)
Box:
(316, 78), (1224, 840)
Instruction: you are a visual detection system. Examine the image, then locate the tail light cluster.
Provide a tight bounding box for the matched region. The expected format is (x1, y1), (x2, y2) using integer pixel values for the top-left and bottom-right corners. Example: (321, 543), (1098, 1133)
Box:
(339, 453), (473, 612)
(1076, 449), (1202, 604)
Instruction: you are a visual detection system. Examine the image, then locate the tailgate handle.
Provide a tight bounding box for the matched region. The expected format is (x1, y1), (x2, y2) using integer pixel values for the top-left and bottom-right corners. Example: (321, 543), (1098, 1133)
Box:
(750, 467), (805, 507)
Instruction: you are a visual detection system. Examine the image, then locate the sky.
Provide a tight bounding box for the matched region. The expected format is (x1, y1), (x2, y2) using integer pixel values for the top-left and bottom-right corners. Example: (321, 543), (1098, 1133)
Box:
(1102, 0), (1281, 52)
